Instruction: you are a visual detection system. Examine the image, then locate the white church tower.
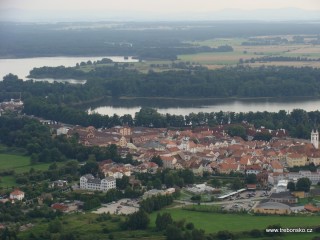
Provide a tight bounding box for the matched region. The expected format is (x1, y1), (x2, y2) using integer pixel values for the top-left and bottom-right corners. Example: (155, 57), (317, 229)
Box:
(311, 129), (319, 149)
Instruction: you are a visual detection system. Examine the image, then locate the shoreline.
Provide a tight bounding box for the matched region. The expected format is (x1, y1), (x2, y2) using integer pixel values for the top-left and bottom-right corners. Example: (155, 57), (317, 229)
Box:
(118, 95), (320, 102)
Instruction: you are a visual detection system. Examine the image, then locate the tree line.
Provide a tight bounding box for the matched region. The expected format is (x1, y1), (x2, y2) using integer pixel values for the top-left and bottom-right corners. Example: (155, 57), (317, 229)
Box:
(26, 65), (320, 98)
(22, 101), (320, 139)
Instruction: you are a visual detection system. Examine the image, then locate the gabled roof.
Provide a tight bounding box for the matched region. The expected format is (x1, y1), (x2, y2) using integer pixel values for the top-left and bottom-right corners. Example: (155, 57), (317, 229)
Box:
(10, 189), (24, 196)
(270, 160), (283, 170)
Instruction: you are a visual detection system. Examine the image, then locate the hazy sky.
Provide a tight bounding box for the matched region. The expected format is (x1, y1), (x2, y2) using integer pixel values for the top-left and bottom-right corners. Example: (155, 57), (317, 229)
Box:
(1, 0), (320, 11)
(1, 0), (320, 21)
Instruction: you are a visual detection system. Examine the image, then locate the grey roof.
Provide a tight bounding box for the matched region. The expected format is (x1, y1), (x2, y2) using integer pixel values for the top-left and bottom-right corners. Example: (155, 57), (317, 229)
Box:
(257, 201), (290, 210)
(105, 177), (115, 182)
(87, 178), (102, 184)
(270, 191), (296, 200)
(142, 141), (165, 149)
(82, 174), (94, 180)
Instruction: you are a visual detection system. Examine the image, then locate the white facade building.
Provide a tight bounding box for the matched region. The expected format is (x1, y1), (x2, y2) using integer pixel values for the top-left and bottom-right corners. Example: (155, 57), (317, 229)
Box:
(10, 189), (25, 201)
(275, 180), (289, 193)
(80, 174), (116, 192)
(311, 129), (319, 149)
(288, 170), (320, 185)
(57, 127), (69, 136)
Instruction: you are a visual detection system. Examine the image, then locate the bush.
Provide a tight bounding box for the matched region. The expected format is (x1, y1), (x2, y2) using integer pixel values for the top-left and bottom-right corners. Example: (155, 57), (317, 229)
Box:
(186, 222), (194, 230)
(250, 229), (262, 238)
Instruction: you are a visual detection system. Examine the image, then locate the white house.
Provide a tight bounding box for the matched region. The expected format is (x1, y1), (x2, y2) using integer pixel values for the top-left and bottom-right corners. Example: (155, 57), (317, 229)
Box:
(10, 189), (25, 201)
(80, 174), (116, 192)
(57, 127), (69, 136)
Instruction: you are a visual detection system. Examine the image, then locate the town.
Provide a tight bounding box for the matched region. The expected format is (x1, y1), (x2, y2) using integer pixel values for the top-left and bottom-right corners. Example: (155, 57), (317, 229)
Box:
(1, 99), (320, 239)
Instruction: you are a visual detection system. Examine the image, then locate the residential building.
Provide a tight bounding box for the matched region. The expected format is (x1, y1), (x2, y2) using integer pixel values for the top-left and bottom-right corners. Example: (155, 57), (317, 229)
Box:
(80, 174), (116, 192)
(57, 127), (69, 136)
(10, 189), (25, 201)
(288, 170), (320, 185)
(161, 155), (177, 169)
(245, 164), (261, 175)
(286, 153), (307, 167)
(270, 160), (284, 173)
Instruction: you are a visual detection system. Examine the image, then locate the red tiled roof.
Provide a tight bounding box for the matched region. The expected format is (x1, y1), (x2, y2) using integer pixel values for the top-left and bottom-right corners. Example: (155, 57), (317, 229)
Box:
(10, 189), (24, 196)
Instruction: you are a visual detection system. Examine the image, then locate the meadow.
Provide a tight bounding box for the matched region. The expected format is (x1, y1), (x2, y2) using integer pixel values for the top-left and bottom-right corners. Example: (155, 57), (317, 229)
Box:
(18, 213), (165, 240)
(149, 208), (320, 234)
(0, 153), (60, 188)
(180, 36), (320, 69)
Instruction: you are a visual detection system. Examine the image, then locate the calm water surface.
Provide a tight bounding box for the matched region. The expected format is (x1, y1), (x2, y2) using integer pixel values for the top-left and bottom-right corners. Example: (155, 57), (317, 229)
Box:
(87, 97), (320, 115)
(0, 56), (138, 83)
(1, 56), (320, 114)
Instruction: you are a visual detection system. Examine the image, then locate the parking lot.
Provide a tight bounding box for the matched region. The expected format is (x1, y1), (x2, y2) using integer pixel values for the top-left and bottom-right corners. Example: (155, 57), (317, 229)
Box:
(221, 201), (257, 212)
(218, 190), (269, 212)
(226, 190), (269, 201)
(92, 198), (139, 215)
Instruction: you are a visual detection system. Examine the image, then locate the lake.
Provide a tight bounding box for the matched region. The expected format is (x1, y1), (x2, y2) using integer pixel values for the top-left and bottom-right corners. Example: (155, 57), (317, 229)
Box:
(0, 56), (138, 83)
(1, 56), (320, 114)
(87, 97), (320, 115)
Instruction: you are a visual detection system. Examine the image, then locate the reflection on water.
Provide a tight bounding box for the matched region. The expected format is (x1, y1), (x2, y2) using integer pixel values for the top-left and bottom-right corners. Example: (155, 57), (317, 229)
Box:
(87, 97), (320, 116)
(31, 78), (87, 84)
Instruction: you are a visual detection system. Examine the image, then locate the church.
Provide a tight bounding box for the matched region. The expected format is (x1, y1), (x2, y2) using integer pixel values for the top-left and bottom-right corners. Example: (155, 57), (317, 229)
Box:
(311, 128), (319, 149)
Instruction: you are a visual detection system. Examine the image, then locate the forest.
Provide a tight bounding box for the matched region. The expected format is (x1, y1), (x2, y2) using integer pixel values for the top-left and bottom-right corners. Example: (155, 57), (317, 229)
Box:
(28, 65), (320, 98)
(1, 21), (319, 59)
(2, 65), (320, 140)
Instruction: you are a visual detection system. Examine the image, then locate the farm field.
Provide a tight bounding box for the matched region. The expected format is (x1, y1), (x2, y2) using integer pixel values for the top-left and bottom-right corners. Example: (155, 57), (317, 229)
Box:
(0, 153), (55, 173)
(149, 208), (320, 234)
(181, 36), (320, 68)
(0, 153), (63, 188)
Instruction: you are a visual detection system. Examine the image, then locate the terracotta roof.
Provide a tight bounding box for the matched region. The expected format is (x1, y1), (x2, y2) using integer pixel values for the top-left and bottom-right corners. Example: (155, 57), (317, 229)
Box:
(239, 156), (251, 165)
(304, 204), (320, 212)
(10, 189), (24, 196)
(245, 164), (261, 171)
(287, 153), (306, 159)
(168, 147), (180, 152)
(219, 163), (239, 171)
(160, 156), (175, 162)
(270, 161), (283, 170)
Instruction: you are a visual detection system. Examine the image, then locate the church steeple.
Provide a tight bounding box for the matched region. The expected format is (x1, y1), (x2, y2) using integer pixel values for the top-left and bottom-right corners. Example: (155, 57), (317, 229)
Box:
(311, 128), (319, 149)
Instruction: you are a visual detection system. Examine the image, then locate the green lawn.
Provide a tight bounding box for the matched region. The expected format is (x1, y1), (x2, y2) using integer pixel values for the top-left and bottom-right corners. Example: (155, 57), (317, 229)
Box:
(0, 153), (64, 188)
(0, 176), (17, 188)
(0, 153), (55, 174)
(241, 232), (320, 240)
(19, 213), (165, 240)
(150, 208), (320, 234)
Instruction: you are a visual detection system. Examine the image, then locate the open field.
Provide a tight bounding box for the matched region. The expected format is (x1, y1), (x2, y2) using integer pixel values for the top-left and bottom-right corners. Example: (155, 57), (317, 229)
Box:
(19, 213), (165, 240)
(243, 61), (320, 68)
(0, 153), (64, 188)
(150, 208), (320, 234)
(241, 233), (320, 240)
(0, 153), (55, 174)
(178, 51), (255, 65)
(181, 37), (320, 68)
(0, 176), (17, 188)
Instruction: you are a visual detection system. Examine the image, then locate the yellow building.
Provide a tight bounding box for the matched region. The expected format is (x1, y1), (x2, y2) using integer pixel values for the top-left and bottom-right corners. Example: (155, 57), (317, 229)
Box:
(254, 202), (291, 215)
(286, 153), (307, 167)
